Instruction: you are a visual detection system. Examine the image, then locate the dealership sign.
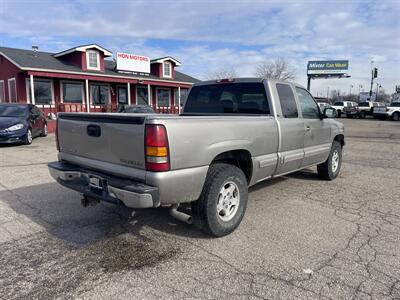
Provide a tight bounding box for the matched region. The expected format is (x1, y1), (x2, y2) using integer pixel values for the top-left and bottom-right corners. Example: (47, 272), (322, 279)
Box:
(307, 60), (349, 75)
(116, 52), (150, 73)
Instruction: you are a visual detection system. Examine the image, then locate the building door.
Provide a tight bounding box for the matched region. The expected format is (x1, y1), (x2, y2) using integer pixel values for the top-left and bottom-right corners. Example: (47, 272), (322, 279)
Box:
(117, 86), (128, 105)
(136, 86), (149, 105)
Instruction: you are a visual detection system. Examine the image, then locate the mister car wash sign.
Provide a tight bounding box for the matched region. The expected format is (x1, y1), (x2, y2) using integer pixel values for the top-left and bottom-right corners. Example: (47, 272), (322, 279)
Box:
(116, 52), (150, 73)
(307, 60), (349, 75)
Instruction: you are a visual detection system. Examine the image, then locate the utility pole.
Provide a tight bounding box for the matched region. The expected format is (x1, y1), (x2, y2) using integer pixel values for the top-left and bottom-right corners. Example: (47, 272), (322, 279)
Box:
(358, 84), (362, 102)
(349, 84), (353, 96)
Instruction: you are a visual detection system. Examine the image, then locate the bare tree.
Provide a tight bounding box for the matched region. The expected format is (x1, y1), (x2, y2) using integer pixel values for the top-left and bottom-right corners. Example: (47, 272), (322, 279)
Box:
(254, 58), (296, 81)
(205, 67), (237, 80)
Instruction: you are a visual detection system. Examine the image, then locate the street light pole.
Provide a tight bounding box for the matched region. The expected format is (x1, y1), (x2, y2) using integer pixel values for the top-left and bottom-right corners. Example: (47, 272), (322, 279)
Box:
(369, 58), (374, 99)
(349, 84), (353, 96)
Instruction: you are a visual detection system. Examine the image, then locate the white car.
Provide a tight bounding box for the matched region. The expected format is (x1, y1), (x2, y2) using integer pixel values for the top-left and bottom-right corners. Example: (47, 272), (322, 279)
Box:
(331, 101), (357, 118)
(373, 102), (400, 121)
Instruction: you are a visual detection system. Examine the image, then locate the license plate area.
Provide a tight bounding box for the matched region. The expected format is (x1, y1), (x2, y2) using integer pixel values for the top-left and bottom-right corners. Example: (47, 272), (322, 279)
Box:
(88, 175), (105, 195)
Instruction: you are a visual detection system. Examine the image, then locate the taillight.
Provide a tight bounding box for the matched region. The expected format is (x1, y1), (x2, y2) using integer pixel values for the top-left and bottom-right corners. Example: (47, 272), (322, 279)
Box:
(145, 124), (170, 172)
(217, 78), (234, 83)
(55, 117), (60, 151)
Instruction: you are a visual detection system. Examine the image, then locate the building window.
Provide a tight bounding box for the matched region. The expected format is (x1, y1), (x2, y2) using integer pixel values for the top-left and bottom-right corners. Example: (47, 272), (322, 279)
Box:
(174, 88), (189, 108)
(0, 81), (5, 103)
(8, 78), (17, 103)
(87, 50), (100, 70)
(157, 88), (170, 107)
(27, 79), (53, 105)
(117, 86), (128, 104)
(163, 62), (172, 78)
(136, 86), (149, 105)
(90, 84), (109, 105)
(62, 82), (84, 103)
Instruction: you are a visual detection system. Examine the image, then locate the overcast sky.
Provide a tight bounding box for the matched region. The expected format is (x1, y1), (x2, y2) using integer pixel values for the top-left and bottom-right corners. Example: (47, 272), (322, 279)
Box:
(0, 0), (399, 96)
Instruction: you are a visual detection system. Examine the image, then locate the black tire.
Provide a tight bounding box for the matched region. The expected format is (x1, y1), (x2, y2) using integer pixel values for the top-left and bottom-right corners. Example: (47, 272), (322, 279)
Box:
(192, 163), (248, 237)
(346, 114), (353, 118)
(40, 123), (48, 137)
(317, 141), (342, 180)
(337, 110), (342, 118)
(359, 112), (366, 119)
(23, 128), (33, 145)
(392, 112), (400, 121)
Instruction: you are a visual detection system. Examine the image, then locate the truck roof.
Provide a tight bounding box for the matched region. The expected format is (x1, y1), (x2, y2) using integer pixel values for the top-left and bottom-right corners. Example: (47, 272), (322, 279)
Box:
(194, 77), (306, 90)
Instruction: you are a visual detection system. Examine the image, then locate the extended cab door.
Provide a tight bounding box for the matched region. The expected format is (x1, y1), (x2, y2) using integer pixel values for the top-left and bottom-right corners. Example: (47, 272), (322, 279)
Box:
(272, 83), (305, 175)
(295, 87), (331, 167)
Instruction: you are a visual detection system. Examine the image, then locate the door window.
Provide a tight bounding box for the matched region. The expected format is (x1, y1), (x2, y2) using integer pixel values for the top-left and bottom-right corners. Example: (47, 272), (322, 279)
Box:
(90, 84), (109, 105)
(276, 83), (298, 118)
(117, 87), (128, 104)
(296, 87), (320, 119)
(136, 86), (149, 105)
(157, 88), (170, 107)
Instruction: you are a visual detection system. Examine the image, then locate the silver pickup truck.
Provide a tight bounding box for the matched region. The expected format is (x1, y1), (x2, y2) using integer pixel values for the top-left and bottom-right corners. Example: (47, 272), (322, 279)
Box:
(48, 78), (344, 237)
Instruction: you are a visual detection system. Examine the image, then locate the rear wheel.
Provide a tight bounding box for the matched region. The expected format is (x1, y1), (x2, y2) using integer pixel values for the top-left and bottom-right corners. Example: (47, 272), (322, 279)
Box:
(337, 110), (342, 118)
(192, 163), (248, 237)
(40, 123), (48, 137)
(392, 112), (399, 121)
(317, 141), (342, 180)
(359, 112), (366, 119)
(23, 128), (33, 145)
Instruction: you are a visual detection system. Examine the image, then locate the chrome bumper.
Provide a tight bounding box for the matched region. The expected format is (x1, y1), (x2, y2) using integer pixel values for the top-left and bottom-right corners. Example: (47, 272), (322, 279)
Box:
(48, 161), (159, 208)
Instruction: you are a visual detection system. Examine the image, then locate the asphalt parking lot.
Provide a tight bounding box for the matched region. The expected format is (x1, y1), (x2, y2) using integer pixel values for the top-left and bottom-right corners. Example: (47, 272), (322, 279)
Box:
(0, 118), (399, 300)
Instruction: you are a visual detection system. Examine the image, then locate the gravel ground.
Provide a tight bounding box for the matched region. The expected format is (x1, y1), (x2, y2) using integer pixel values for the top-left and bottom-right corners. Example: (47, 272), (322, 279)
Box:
(0, 118), (399, 299)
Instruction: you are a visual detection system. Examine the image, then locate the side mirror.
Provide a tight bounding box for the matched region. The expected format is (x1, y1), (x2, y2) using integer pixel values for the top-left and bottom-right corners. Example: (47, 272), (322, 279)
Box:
(323, 107), (337, 118)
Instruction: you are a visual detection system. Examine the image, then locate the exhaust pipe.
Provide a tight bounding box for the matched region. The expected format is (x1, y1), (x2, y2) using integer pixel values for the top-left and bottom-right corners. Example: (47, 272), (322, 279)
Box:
(170, 204), (193, 224)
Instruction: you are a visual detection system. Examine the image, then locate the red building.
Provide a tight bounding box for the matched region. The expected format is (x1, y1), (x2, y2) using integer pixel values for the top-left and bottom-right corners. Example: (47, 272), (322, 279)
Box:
(0, 44), (199, 118)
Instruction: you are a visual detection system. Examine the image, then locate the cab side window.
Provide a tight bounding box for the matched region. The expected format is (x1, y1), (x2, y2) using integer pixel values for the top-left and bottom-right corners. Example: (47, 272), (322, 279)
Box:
(276, 83), (298, 118)
(296, 87), (320, 119)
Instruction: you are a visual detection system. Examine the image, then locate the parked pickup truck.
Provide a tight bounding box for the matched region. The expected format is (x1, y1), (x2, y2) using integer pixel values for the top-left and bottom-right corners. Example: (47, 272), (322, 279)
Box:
(48, 78), (345, 237)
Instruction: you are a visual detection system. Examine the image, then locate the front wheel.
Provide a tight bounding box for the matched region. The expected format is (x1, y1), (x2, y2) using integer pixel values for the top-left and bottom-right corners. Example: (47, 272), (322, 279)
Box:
(392, 112), (399, 121)
(23, 128), (33, 145)
(192, 163), (248, 237)
(317, 141), (342, 180)
(359, 112), (366, 119)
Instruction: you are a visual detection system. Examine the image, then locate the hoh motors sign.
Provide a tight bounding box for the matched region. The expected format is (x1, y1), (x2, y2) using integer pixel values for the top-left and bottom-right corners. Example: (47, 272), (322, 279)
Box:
(116, 52), (150, 73)
(307, 60), (349, 75)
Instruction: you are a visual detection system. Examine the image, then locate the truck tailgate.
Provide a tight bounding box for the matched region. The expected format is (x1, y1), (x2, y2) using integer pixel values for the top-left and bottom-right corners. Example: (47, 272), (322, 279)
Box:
(57, 113), (146, 170)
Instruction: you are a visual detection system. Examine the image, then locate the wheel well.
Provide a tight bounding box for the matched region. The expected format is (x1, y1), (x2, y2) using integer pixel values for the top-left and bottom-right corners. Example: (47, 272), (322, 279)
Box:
(211, 150), (252, 183)
(334, 134), (345, 147)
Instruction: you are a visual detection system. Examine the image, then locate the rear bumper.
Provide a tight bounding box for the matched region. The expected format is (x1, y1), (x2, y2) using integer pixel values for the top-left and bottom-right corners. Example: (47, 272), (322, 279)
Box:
(48, 161), (159, 208)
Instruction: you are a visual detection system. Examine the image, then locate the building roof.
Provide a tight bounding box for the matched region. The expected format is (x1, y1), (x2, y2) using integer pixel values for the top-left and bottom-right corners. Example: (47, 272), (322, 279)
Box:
(0, 46), (199, 84)
(53, 44), (113, 57)
(151, 56), (182, 66)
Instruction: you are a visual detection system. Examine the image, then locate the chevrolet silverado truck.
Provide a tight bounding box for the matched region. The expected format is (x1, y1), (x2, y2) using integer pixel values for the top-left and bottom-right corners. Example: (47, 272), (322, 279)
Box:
(48, 78), (345, 237)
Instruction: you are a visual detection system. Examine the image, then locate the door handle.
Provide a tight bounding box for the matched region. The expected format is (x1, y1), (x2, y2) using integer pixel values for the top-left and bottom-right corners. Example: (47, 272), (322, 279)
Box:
(305, 125), (311, 131)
